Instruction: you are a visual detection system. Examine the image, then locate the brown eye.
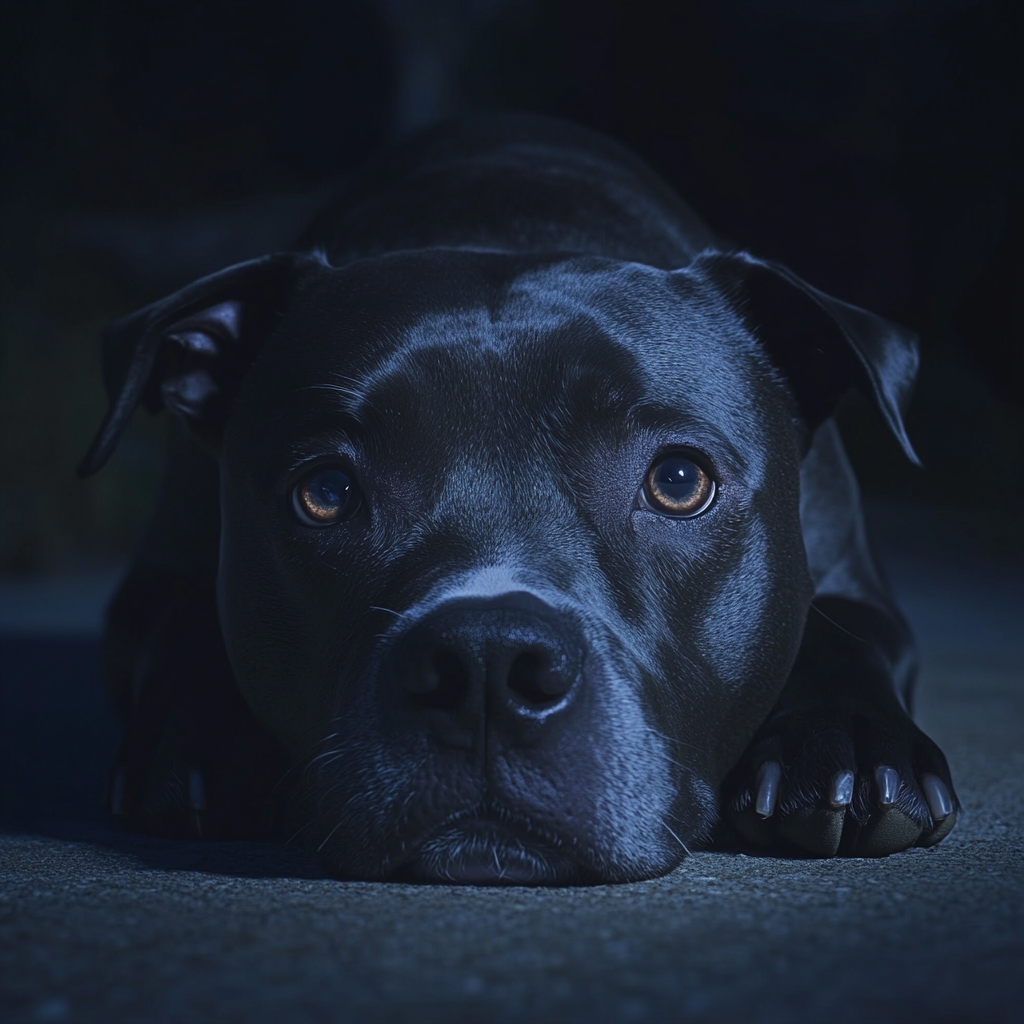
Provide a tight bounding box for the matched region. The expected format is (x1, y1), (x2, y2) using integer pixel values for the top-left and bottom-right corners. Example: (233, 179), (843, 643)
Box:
(292, 467), (359, 526)
(641, 455), (715, 518)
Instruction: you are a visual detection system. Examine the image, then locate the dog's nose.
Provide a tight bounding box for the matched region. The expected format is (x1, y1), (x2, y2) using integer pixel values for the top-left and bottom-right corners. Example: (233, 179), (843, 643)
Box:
(395, 594), (584, 747)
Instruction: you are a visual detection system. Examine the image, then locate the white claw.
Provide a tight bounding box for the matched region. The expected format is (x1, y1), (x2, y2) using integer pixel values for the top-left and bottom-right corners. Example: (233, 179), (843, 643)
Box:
(188, 768), (207, 811)
(829, 770), (854, 809)
(875, 766), (901, 807)
(755, 761), (782, 818)
(921, 773), (953, 822)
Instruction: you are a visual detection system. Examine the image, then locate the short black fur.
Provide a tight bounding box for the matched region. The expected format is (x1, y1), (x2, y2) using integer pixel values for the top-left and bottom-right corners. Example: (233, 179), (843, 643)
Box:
(81, 114), (957, 881)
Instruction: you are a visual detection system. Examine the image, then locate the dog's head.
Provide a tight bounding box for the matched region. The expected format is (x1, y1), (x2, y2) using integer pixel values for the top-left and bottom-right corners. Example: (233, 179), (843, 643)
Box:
(82, 246), (917, 883)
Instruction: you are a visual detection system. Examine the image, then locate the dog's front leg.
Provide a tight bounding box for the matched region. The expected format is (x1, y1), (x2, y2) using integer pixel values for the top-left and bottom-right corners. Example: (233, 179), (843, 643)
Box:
(723, 421), (958, 856)
(105, 572), (287, 839)
(104, 430), (287, 839)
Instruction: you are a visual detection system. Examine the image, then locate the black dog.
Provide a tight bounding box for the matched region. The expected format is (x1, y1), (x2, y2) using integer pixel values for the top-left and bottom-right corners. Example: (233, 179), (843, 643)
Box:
(80, 115), (957, 883)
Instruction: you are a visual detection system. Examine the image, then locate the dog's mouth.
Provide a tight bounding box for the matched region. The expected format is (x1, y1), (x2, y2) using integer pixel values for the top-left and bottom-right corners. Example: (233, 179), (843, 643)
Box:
(390, 806), (582, 886)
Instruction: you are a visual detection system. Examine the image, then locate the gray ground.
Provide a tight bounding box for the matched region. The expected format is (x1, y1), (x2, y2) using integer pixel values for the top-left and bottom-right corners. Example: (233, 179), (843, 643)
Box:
(1, 501), (1021, 1024)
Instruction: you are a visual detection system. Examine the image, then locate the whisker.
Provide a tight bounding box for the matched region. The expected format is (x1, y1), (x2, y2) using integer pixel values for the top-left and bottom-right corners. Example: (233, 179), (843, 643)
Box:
(285, 819), (316, 846)
(295, 383), (362, 399)
(305, 742), (345, 766)
(306, 749), (346, 770)
(369, 605), (409, 619)
(648, 749), (692, 772)
(316, 819), (346, 853)
(810, 600), (865, 642)
(272, 730), (345, 790)
(641, 723), (702, 756)
(660, 817), (692, 856)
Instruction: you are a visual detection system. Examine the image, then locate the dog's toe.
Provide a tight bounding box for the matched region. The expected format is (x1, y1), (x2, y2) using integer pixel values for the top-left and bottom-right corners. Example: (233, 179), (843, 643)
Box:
(843, 764), (921, 855)
(772, 723), (857, 856)
(776, 806), (846, 856)
(916, 761), (958, 847)
(853, 806), (923, 855)
(907, 731), (959, 847)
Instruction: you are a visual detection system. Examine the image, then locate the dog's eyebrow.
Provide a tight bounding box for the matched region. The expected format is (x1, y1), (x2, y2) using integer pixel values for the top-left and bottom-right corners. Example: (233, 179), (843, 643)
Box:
(626, 401), (729, 439)
(285, 425), (360, 473)
(290, 382), (367, 419)
(268, 394), (365, 469)
(271, 383), (367, 427)
(296, 382), (364, 401)
(626, 403), (748, 471)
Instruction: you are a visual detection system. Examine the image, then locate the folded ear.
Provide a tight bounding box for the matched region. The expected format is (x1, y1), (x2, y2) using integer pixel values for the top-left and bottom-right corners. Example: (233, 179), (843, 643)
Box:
(78, 252), (322, 477)
(693, 250), (921, 464)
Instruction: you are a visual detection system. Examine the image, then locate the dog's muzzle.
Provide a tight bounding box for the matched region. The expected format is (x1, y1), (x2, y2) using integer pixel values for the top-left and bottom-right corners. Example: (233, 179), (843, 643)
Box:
(381, 592), (589, 883)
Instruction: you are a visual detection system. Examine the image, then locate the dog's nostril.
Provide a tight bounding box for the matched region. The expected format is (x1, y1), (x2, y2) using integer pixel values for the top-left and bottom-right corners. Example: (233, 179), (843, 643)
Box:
(407, 649), (470, 710)
(507, 650), (571, 705)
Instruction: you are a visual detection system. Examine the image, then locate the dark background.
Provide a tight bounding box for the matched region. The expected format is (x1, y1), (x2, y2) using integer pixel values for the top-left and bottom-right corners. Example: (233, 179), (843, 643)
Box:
(1, 0), (1021, 575)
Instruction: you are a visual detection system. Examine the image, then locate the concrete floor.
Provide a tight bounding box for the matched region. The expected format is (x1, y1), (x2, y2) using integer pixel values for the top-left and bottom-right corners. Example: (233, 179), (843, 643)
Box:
(1, 501), (1022, 1023)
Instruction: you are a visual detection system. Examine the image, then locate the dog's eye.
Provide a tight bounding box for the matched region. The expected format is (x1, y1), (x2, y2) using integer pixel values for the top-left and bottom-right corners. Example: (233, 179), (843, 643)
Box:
(292, 467), (360, 526)
(641, 455), (715, 518)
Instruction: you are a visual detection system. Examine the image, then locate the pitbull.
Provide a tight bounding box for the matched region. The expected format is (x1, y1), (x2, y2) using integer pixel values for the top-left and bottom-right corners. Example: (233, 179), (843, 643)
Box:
(80, 114), (957, 883)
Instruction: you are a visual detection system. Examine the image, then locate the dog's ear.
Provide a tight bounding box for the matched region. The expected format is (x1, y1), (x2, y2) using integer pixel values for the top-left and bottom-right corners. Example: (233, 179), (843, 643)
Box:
(78, 252), (321, 477)
(693, 251), (921, 464)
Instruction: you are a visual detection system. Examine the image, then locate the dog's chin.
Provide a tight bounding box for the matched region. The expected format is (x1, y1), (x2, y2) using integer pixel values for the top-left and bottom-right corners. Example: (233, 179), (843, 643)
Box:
(395, 817), (580, 886)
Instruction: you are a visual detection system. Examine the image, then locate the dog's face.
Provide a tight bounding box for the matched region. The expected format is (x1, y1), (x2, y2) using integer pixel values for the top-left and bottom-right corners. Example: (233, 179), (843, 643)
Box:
(213, 250), (813, 882)
(84, 237), (916, 882)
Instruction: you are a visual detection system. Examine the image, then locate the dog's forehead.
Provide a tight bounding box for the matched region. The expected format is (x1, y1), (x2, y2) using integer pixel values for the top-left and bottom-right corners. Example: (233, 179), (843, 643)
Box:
(256, 251), (776, 446)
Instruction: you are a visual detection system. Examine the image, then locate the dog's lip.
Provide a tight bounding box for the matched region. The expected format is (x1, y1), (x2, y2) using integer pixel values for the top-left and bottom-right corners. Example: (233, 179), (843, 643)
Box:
(390, 806), (582, 885)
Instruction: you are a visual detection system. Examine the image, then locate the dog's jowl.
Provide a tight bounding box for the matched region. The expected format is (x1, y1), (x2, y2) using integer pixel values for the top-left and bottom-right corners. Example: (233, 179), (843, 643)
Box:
(81, 115), (957, 883)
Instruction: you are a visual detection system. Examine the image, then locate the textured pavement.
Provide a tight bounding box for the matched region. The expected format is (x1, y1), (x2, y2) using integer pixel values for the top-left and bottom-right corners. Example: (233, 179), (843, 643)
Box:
(1, 502), (1021, 1023)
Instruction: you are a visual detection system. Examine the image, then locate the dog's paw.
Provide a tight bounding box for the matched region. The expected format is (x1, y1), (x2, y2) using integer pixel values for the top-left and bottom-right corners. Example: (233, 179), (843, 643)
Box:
(723, 701), (958, 857)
